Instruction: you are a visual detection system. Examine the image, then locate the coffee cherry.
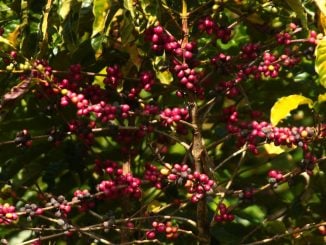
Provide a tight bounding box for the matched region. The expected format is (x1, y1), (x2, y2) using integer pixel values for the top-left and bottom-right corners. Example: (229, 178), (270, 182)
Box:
(146, 230), (156, 239)
(0, 203), (18, 224)
(214, 203), (234, 223)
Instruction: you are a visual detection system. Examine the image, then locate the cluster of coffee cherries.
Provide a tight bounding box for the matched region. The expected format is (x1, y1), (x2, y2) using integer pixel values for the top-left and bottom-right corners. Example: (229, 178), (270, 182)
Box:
(160, 107), (189, 126)
(0, 203), (18, 224)
(72, 189), (95, 212)
(145, 25), (181, 56)
(216, 80), (240, 98)
(268, 170), (285, 187)
(308, 30), (318, 45)
(15, 129), (32, 148)
(144, 163), (164, 189)
(96, 160), (142, 199)
(145, 26), (203, 94)
(276, 32), (292, 45)
(113, 126), (151, 155)
(58, 64), (84, 91)
(211, 52), (232, 66)
(222, 106), (318, 155)
(61, 89), (122, 122)
(146, 220), (179, 240)
(31, 59), (53, 79)
(67, 120), (95, 145)
(104, 65), (122, 88)
(197, 16), (232, 43)
(45, 196), (71, 218)
(257, 52), (280, 78)
(300, 152), (318, 175)
(214, 203), (235, 223)
(142, 104), (160, 116)
(19, 203), (43, 221)
(166, 163), (215, 203)
(173, 62), (200, 92)
(140, 71), (156, 91)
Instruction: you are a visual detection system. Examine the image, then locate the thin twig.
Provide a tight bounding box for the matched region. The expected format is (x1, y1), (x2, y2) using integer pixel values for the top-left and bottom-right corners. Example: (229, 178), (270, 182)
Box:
(214, 145), (248, 171)
(241, 221), (326, 245)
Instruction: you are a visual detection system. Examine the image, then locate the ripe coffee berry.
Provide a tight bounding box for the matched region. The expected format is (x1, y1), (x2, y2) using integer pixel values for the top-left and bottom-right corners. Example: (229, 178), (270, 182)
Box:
(268, 170), (284, 186)
(160, 107), (189, 126)
(104, 65), (122, 88)
(214, 203), (234, 223)
(0, 203), (18, 224)
(144, 164), (164, 189)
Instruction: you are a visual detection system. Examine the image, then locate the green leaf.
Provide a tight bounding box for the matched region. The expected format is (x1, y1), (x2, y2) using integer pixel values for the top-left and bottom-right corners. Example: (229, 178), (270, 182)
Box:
(270, 95), (313, 126)
(92, 0), (111, 37)
(241, 205), (266, 223)
(123, 0), (136, 18)
(139, 0), (158, 27)
(91, 34), (105, 59)
(315, 38), (326, 88)
(284, 0), (308, 29)
(264, 220), (287, 234)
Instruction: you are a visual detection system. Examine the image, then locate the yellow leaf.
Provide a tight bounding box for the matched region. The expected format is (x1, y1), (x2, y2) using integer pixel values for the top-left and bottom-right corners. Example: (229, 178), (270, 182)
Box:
(93, 67), (107, 89)
(318, 93), (326, 103)
(315, 38), (326, 88)
(264, 143), (296, 155)
(264, 143), (285, 155)
(270, 95), (313, 126)
(156, 70), (173, 85)
(315, 0), (326, 16)
(147, 200), (163, 214)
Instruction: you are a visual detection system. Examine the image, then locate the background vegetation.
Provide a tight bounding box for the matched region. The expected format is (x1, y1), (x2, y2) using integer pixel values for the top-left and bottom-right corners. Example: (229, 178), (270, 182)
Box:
(0, 0), (325, 244)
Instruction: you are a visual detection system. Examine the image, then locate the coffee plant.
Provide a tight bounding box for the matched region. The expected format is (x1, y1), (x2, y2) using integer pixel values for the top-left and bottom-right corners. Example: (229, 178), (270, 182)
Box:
(0, 0), (325, 244)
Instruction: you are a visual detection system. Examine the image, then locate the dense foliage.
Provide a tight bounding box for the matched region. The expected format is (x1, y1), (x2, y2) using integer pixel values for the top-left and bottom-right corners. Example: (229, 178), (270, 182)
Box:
(0, 0), (325, 244)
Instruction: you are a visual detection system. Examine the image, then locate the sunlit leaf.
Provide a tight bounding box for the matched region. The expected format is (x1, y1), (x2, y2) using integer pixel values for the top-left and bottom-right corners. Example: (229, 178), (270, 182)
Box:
(123, 0), (136, 18)
(270, 95), (313, 126)
(264, 143), (285, 155)
(139, 0), (158, 27)
(59, 0), (73, 20)
(315, 38), (326, 88)
(318, 93), (326, 103)
(314, 0), (326, 16)
(156, 70), (173, 85)
(93, 67), (107, 89)
(147, 200), (163, 213)
(242, 205), (266, 223)
(0, 36), (16, 50)
(92, 0), (111, 37)
(124, 44), (143, 70)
